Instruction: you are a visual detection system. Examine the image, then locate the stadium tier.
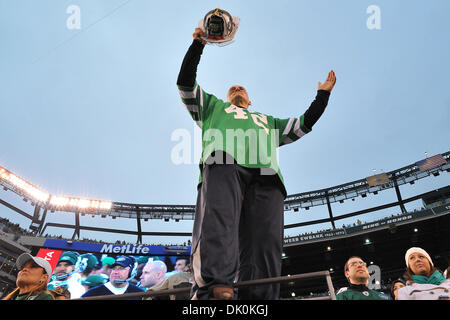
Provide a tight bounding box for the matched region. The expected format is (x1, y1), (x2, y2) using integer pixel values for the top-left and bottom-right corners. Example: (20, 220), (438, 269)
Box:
(1, 205), (448, 299)
(0, 151), (449, 299)
(0, 151), (448, 242)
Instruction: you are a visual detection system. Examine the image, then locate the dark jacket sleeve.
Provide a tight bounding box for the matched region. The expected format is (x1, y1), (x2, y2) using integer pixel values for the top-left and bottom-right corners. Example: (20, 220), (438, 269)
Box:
(177, 40), (205, 88)
(302, 90), (331, 130)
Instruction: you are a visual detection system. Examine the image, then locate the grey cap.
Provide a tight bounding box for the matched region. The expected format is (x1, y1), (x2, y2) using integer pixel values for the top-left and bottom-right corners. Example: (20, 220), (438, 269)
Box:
(16, 253), (52, 276)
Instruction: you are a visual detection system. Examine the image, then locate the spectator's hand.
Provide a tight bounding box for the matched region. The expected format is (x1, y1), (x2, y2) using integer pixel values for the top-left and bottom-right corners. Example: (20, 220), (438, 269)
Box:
(318, 70), (336, 92)
(193, 28), (206, 45)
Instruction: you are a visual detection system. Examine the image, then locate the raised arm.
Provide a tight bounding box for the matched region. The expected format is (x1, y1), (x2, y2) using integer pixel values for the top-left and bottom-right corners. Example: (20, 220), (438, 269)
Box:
(177, 28), (206, 88)
(176, 28), (208, 126)
(304, 70), (336, 129)
(276, 70), (337, 146)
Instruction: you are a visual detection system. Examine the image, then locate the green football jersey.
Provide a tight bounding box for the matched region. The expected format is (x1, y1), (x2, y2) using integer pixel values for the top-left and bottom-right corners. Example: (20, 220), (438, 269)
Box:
(15, 292), (55, 300)
(336, 287), (391, 300)
(178, 82), (312, 191)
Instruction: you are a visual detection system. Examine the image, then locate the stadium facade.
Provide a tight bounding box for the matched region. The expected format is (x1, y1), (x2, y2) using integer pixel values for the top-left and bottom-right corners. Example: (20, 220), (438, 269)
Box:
(0, 152), (449, 299)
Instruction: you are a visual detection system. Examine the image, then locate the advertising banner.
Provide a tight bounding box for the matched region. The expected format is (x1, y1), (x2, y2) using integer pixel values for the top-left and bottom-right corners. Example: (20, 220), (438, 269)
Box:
(36, 248), (63, 275)
(41, 239), (191, 256)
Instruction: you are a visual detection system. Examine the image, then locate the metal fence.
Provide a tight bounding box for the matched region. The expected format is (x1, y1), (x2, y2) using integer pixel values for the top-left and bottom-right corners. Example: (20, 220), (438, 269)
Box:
(74, 270), (336, 301)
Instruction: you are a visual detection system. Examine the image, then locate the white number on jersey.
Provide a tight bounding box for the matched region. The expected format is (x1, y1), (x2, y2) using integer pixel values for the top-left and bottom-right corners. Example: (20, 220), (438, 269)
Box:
(250, 113), (269, 134)
(224, 105), (269, 134)
(224, 105), (248, 119)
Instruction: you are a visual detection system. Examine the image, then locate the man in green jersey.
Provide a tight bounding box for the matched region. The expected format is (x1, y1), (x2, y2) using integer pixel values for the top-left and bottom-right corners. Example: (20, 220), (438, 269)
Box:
(336, 256), (391, 300)
(177, 27), (336, 300)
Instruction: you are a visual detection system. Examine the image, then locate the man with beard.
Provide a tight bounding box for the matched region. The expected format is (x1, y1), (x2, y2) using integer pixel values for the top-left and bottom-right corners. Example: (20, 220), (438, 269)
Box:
(336, 256), (390, 300)
(48, 251), (85, 299)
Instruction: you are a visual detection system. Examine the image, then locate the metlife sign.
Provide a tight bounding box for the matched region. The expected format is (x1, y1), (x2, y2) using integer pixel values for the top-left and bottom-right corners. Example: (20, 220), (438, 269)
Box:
(42, 238), (190, 256)
(99, 244), (150, 254)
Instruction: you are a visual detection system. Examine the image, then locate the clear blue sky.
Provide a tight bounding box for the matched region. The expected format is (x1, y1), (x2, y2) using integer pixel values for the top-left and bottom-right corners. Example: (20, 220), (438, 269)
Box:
(0, 0), (449, 244)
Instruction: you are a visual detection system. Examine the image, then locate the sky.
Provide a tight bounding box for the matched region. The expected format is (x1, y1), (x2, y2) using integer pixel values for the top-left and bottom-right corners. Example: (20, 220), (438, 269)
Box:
(0, 0), (449, 245)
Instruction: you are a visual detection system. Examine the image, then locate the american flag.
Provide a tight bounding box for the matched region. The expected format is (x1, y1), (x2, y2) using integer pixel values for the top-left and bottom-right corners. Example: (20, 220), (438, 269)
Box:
(415, 154), (446, 171)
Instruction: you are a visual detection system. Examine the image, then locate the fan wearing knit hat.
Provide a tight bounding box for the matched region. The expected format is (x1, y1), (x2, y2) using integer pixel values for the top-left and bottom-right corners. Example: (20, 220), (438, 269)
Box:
(397, 247), (450, 300)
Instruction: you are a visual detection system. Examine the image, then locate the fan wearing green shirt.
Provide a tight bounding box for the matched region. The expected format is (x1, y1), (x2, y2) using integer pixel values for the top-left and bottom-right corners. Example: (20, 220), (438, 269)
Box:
(177, 27), (336, 300)
(336, 256), (391, 300)
(3, 253), (54, 300)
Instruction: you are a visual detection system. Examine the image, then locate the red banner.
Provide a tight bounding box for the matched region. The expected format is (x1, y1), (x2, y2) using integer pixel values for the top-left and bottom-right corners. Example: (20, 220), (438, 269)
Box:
(36, 248), (63, 276)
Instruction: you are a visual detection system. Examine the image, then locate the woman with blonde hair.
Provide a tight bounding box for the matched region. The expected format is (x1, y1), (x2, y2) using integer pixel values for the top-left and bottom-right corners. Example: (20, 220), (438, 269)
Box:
(3, 253), (54, 300)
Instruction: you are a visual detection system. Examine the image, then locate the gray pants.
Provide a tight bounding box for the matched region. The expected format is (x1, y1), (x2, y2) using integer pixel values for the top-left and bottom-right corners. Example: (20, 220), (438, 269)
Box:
(190, 161), (285, 300)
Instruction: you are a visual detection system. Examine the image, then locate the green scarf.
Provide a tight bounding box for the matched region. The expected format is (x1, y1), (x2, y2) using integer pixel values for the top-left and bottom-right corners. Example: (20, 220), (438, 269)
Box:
(412, 270), (446, 285)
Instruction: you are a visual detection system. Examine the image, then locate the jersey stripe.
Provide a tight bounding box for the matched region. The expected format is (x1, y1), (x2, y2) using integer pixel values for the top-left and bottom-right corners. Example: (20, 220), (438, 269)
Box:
(178, 82), (202, 127)
(199, 85), (203, 108)
(293, 117), (307, 139)
(282, 118), (295, 136)
(178, 83), (198, 99)
(279, 115), (310, 146)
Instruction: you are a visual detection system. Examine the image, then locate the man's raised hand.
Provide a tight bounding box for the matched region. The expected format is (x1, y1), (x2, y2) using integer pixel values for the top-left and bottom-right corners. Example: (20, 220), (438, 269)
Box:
(193, 27), (206, 45)
(318, 70), (337, 92)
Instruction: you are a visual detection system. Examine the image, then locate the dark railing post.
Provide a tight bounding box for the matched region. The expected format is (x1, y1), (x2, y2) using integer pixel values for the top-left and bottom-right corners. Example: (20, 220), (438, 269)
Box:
(74, 271), (336, 301)
(392, 173), (407, 214)
(136, 206), (142, 244)
(72, 211), (80, 240)
(325, 191), (336, 229)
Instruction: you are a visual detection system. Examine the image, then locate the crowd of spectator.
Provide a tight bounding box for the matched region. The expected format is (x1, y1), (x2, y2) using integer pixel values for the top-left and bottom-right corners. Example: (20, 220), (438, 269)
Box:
(0, 217), (191, 247)
(2, 250), (192, 300)
(0, 205), (427, 247)
(1, 210), (449, 300)
(0, 218), (34, 238)
(3, 246), (448, 300)
(288, 206), (426, 239)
